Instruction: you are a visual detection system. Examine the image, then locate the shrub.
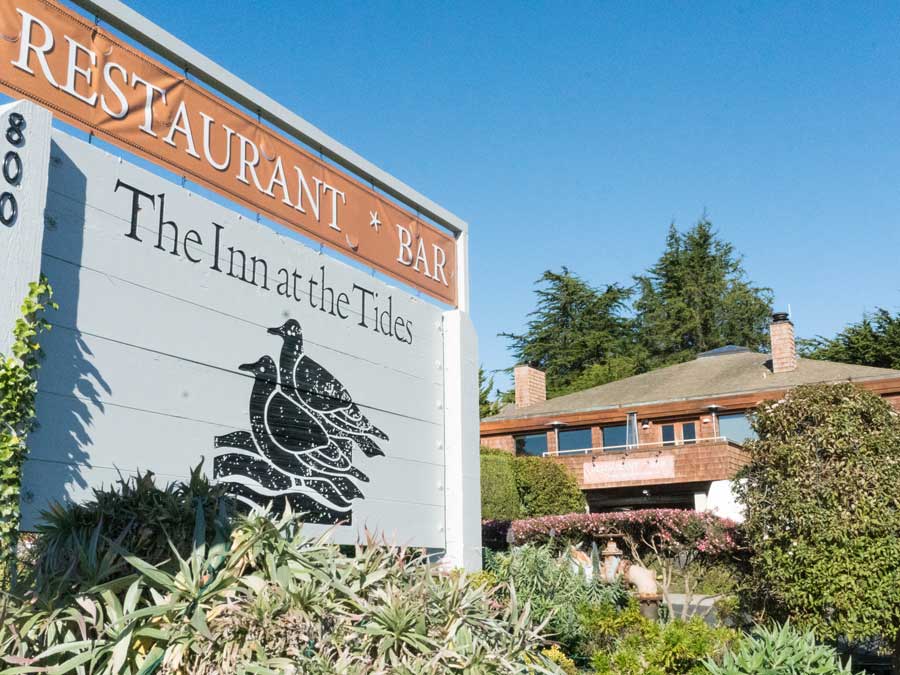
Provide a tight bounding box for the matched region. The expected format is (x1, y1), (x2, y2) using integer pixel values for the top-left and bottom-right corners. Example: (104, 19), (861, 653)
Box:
(736, 383), (900, 658)
(705, 622), (852, 675)
(513, 456), (586, 518)
(24, 465), (227, 596)
(587, 603), (735, 675)
(480, 450), (586, 521)
(1, 492), (564, 673)
(481, 449), (520, 520)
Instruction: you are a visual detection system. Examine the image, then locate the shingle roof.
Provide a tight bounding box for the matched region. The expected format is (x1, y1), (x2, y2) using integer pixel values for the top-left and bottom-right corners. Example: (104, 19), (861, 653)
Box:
(484, 351), (900, 422)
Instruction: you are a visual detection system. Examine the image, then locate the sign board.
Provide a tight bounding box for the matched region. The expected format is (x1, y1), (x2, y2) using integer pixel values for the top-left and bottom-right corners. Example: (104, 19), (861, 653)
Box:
(0, 0), (457, 305)
(0, 98), (479, 571)
(582, 454), (676, 485)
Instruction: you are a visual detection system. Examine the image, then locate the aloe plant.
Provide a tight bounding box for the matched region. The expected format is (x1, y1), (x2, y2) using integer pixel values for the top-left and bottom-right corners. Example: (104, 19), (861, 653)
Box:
(484, 543), (627, 658)
(1, 496), (563, 674)
(704, 622), (852, 675)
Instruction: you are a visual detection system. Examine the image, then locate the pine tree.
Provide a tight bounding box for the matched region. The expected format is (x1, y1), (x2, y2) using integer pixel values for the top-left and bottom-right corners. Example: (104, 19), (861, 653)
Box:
(479, 366), (501, 418)
(501, 268), (636, 396)
(800, 308), (900, 368)
(500, 221), (773, 399)
(633, 220), (773, 367)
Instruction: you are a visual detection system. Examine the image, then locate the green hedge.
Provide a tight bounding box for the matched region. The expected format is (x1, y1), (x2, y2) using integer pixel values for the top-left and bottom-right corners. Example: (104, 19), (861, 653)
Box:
(514, 456), (586, 517)
(480, 451), (520, 520)
(480, 449), (586, 520)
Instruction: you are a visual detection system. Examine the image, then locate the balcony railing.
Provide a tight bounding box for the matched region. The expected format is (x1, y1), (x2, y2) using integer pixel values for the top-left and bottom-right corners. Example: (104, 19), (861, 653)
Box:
(543, 436), (733, 457)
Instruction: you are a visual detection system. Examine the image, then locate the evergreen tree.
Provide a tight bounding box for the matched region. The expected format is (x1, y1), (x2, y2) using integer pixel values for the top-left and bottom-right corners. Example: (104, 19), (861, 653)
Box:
(501, 268), (636, 396)
(800, 308), (900, 368)
(500, 221), (772, 398)
(479, 366), (501, 418)
(634, 220), (773, 367)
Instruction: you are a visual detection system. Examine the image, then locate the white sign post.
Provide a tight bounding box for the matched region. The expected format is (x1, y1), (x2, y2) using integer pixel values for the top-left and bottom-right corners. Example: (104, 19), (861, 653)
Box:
(3, 117), (480, 568)
(0, 100), (51, 355)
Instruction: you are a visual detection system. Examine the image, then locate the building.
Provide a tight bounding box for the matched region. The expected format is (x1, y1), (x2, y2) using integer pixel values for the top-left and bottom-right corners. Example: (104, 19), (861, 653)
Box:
(480, 313), (900, 518)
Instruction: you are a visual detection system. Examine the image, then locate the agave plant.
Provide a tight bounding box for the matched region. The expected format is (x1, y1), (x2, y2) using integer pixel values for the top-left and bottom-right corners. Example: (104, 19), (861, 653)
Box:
(705, 622), (852, 675)
(1, 496), (563, 674)
(484, 543), (628, 658)
(24, 464), (228, 598)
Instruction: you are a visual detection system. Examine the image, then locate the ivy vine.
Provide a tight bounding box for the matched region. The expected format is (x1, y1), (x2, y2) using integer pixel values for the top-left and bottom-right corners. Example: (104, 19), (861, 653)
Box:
(0, 275), (55, 576)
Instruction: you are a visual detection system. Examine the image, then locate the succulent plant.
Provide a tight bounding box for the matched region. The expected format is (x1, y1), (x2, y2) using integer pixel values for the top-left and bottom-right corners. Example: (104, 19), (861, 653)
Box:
(1, 488), (563, 674)
(704, 622), (852, 675)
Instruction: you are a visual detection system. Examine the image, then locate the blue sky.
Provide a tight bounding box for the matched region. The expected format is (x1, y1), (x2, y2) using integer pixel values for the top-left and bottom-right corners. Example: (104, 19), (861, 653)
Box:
(60, 2), (900, 389)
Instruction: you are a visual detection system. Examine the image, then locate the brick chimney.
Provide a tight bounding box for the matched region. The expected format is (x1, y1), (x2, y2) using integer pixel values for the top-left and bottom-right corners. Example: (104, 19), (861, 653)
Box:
(769, 312), (797, 373)
(514, 364), (546, 408)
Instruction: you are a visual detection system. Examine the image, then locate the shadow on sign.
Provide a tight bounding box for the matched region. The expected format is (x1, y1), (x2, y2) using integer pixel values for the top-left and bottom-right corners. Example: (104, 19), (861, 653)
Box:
(22, 140), (109, 513)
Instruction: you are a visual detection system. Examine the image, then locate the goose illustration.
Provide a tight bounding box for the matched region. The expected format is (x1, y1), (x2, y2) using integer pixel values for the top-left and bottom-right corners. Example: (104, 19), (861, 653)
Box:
(268, 320), (389, 458)
(212, 324), (387, 524)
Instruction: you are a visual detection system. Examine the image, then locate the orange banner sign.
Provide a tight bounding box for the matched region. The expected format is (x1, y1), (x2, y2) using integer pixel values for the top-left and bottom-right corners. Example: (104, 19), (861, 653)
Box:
(0, 0), (457, 305)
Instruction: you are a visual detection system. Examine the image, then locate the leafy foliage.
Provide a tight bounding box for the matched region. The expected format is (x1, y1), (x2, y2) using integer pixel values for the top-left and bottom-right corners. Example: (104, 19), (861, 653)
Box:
(501, 268), (636, 397)
(0, 275), (55, 578)
(513, 456), (586, 518)
(480, 366), (502, 418)
(800, 307), (900, 369)
(634, 220), (772, 367)
(485, 543), (628, 660)
(480, 450), (520, 520)
(586, 601), (735, 675)
(735, 383), (900, 648)
(705, 622), (852, 675)
(480, 451), (586, 520)
(1, 475), (564, 674)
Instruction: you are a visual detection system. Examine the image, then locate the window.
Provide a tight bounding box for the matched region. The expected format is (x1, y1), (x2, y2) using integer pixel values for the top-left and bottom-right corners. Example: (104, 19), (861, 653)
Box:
(515, 433), (548, 456)
(558, 428), (592, 453)
(682, 422), (697, 444)
(718, 413), (756, 443)
(661, 424), (676, 446)
(626, 412), (639, 447)
(602, 424), (627, 451)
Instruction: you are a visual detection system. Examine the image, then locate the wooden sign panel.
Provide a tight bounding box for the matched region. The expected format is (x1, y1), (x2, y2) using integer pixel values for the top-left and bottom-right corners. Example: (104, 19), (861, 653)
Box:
(0, 0), (457, 305)
(19, 124), (448, 547)
(582, 455), (676, 486)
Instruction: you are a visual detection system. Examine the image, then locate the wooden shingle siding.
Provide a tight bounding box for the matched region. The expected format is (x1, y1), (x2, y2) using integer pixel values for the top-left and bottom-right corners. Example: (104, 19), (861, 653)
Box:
(549, 439), (749, 491)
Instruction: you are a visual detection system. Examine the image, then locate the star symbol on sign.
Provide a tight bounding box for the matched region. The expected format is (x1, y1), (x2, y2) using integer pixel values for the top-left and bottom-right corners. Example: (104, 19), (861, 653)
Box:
(369, 211), (381, 231)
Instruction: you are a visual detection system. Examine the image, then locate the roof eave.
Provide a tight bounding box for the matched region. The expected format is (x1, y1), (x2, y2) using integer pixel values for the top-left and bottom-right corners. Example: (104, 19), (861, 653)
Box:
(481, 372), (900, 432)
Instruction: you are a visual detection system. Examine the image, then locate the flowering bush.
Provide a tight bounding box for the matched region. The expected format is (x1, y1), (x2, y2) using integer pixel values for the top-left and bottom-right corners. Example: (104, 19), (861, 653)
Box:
(486, 509), (741, 557)
(484, 509), (746, 620)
